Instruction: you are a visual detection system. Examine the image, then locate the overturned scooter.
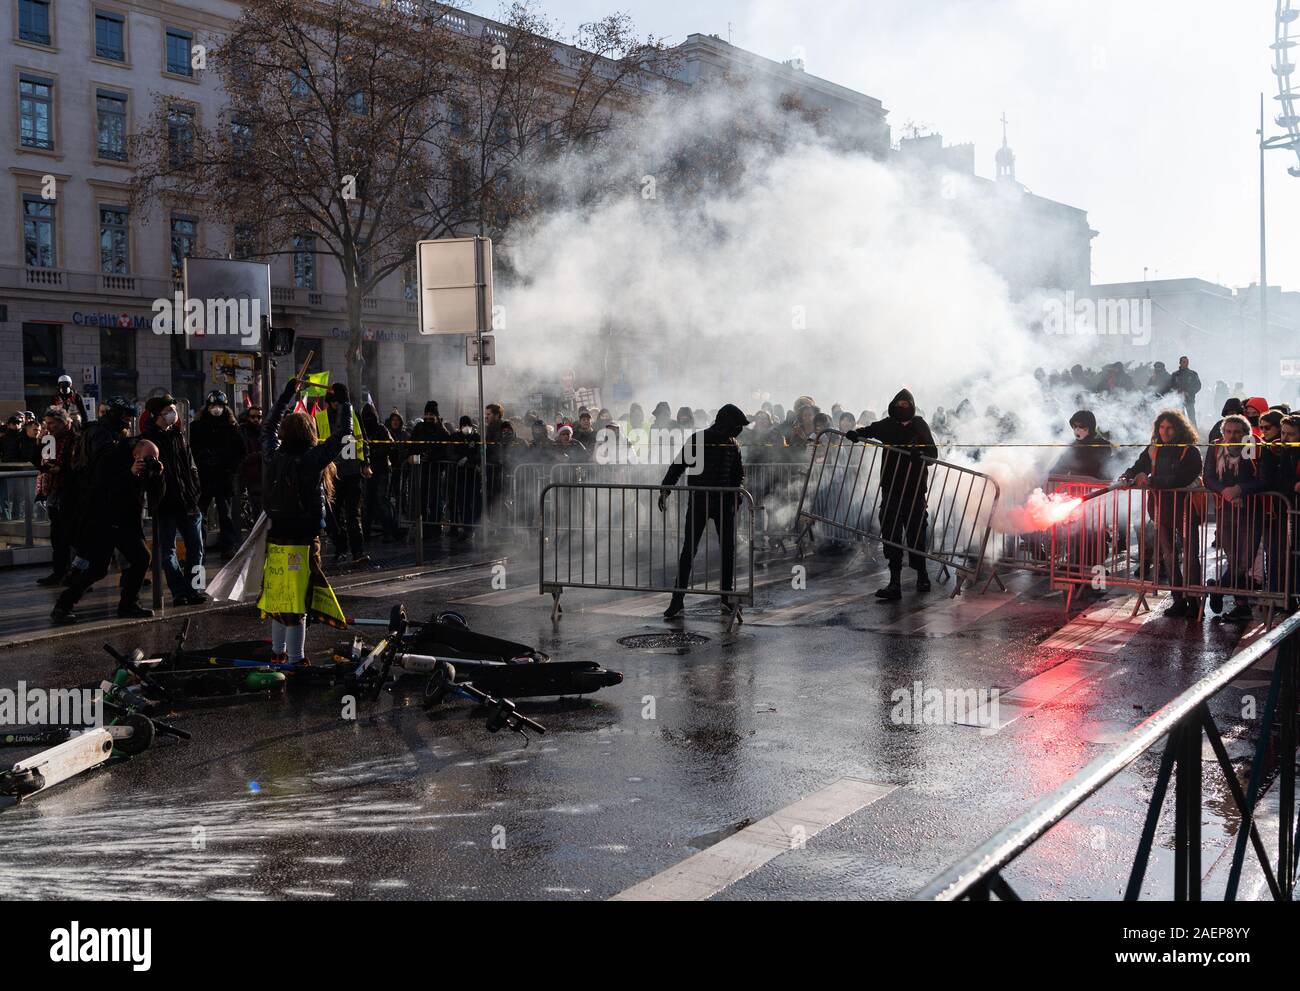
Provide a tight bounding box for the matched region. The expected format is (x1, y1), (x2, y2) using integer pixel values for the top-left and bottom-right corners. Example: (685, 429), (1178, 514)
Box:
(350, 605), (622, 704)
(0, 702), (189, 801)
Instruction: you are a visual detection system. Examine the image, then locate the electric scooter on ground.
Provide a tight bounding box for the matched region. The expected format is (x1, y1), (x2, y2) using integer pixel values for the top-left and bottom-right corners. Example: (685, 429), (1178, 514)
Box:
(0, 702), (190, 801)
(349, 605), (623, 706)
(347, 605), (623, 740)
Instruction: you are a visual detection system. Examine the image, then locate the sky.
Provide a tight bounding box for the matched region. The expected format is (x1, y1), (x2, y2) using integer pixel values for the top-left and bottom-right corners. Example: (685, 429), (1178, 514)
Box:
(469, 0), (1300, 290)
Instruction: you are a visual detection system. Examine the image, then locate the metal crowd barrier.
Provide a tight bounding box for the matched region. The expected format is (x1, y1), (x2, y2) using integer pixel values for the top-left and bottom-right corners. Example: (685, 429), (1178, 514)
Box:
(918, 610), (1300, 901)
(988, 474), (1101, 586)
(538, 483), (755, 631)
(793, 430), (1000, 594)
(0, 469), (40, 552)
(1045, 484), (1293, 624)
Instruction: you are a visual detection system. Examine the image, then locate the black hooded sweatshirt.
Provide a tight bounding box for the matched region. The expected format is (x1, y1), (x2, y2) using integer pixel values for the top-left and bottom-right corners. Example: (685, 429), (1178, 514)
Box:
(852, 390), (938, 502)
(662, 404), (749, 489)
(1050, 410), (1116, 480)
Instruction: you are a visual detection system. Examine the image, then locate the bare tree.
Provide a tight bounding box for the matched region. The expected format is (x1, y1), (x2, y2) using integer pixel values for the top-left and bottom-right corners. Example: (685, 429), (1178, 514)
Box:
(130, 0), (669, 392)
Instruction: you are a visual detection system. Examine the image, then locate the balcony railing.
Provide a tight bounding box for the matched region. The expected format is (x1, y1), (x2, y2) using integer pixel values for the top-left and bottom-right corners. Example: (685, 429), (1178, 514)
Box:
(0, 265), (417, 321)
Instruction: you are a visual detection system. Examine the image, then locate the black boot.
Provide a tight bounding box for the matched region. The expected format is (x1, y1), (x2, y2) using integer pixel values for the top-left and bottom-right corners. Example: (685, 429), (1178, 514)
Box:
(663, 595), (685, 620)
(915, 565), (931, 593)
(876, 566), (903, 601)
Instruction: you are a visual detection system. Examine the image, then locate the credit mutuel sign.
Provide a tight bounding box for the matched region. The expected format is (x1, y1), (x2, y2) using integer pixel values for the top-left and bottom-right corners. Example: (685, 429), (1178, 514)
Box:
(72, 311), (153, 329)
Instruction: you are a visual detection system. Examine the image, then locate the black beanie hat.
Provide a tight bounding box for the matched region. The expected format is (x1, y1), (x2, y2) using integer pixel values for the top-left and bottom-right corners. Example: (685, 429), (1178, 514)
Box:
(424, 401), (439, 416)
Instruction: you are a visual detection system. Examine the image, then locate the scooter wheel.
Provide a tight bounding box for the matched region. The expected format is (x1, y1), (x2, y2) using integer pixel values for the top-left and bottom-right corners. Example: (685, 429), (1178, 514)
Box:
(0, 768), (45, 797)
(423, 662), (456, 707)
(436, 611), (468, 630)
(112, 712), (156, 757)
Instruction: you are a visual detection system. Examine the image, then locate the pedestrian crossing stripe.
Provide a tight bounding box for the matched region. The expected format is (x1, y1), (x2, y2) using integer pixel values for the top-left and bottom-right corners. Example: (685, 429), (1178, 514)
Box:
(610, 777), (896, 901)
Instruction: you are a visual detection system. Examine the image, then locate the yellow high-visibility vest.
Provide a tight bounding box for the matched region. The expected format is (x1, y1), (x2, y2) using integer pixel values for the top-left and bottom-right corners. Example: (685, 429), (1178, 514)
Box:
(314, 406), (365, 463)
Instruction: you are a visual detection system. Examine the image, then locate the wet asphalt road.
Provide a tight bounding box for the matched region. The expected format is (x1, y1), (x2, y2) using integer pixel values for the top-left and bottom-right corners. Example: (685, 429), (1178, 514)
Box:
(0, 552), (1284, 901)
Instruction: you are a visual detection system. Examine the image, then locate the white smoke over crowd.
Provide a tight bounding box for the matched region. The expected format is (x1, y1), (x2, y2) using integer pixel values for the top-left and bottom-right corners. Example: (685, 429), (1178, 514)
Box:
(497, 74), (1190, 500)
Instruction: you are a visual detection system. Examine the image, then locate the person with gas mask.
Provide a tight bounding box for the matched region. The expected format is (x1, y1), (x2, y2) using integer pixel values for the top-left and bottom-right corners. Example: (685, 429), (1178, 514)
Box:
(846, 389), (938, 600)
(191, 390), (246, 558)
(1050, 410), (1116, 480)
(142, 394), (207, 605)
(51, 438), (164, 623)
(659, 404), (750, 620)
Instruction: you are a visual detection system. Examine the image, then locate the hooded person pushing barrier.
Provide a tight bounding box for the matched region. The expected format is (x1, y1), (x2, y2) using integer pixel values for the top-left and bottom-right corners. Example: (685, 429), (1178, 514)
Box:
(659, 404), (750, 620)
(846, 389), (938, 600)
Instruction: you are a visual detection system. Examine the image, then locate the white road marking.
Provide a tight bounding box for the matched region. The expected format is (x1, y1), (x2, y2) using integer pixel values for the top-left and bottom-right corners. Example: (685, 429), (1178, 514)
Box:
(877, 592), (1014, 635)
(610, 777), (896, 901)
(1038, 594), (1163, 655)
(958, 657), (1112, 733)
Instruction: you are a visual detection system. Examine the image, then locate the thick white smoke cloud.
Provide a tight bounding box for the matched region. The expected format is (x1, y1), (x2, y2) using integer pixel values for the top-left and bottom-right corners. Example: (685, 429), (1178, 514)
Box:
(496, 77), (1188, 501)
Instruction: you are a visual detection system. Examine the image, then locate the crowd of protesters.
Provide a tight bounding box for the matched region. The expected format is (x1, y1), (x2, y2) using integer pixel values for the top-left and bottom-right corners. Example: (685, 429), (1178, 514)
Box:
(1, 348), (1297, 625)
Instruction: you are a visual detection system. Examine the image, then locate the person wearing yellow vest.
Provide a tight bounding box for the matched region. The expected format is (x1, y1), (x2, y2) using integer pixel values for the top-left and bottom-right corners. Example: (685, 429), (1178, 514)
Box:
(258, 377), (350, 662)
(317, 383), (371, 566)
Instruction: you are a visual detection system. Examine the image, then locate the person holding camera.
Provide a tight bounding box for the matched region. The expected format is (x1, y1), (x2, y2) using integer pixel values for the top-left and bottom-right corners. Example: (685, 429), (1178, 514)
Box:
(51, 439), (165, 623)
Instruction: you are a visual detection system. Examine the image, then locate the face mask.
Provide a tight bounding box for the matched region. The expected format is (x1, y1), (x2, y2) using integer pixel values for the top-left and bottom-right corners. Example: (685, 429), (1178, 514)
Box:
(163, 409), (179, 427)
(461, 426), (472, 435)
(209, 405), (225, 415)
(1073, 427), (1089, 440)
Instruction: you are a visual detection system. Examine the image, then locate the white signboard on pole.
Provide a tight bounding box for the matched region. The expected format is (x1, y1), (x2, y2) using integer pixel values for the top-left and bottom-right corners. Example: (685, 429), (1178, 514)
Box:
(182, 258), (271, 352)
(416, 237), (493, 335)
(1282, 358), (1300, 379)
(465, 335), (496, 366)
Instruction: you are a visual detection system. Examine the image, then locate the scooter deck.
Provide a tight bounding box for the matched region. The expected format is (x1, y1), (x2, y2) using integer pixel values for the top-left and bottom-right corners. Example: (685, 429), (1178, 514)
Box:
(0, 729), (115, 798)
(395, 653), (621, 699)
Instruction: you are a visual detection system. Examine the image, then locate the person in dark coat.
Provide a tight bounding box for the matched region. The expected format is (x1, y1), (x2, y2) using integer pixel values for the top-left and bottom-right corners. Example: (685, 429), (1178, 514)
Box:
(142, 394), (207, 606)
(51, 437), (165, 623)
(237, 405), (264, 520)
(361, 403), (401, 542)
(258, 378), (350, 661)
(450, 415), (481, 540)
(191, 390), (246, 557)
(1168, 356), (1202, 427)
(660, 404), (749, 619)
(409, 400), (451, 523)
(1050, 410), (1116, 480)
(847, 389), (938, 599)
(1119, 410), (1204, 617)
(0, 415), (23, 463)
(323, 383), (369, 565)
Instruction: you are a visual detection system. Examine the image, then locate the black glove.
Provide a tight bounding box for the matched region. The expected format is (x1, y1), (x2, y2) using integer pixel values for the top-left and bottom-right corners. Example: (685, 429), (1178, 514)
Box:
(844, 430), (861, 443)
(280, 379), (300, 402)
(330, 383), (350, 403)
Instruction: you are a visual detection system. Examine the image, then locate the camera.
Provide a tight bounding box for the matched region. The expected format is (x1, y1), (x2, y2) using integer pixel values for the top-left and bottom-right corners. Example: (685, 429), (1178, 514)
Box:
(141, 456), (163, 479)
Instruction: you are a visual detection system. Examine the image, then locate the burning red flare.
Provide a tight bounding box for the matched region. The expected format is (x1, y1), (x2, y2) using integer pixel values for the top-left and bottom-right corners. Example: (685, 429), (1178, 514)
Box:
(1000, 488), (1084, 532)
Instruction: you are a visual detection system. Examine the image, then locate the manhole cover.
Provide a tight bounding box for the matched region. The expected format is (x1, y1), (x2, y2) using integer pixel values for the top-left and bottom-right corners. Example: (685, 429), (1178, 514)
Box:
(618, 632), (710, 650)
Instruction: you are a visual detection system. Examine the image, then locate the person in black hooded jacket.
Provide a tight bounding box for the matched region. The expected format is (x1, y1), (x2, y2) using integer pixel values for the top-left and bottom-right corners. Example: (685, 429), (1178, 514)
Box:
(191, 391), (246, 557)
(846, 389), (937, 599)
(659, 404), (749, 619)
(1050, 410), (1116, 480)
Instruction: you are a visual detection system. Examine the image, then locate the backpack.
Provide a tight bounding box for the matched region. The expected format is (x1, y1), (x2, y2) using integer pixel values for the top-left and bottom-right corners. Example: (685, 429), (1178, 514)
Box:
(265, 451), (310, 520)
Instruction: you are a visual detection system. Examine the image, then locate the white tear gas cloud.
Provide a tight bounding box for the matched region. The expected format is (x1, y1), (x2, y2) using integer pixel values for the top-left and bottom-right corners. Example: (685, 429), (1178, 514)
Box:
(497, 76), (1190, 495)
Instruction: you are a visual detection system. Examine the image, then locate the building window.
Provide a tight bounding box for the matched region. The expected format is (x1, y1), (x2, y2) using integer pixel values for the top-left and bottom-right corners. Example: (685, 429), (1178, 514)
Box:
(23, 198), (56, 268)
(19, 0), (52, 45)
(290, 65), (310, 100)
(170, 216), (196, 282)
(402, 262), (417, 301)
(99, 326), (137, 395)
(293, 234), (316, 289)
(22, 323), (62, 414)
(230, 116), (252, 175)
(346, 89), (366, 115)
(96, 89), (127, 160)
(232, 224), (258, 260)
(166, 28), (193, 76)
(449, 99), (467, 139)
(99, 205), (129, 274)
(167, 105), (194, 168)
(19, 76), (55, 150)
(95, 10), (126, 61)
